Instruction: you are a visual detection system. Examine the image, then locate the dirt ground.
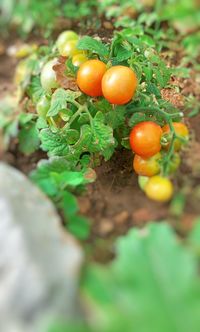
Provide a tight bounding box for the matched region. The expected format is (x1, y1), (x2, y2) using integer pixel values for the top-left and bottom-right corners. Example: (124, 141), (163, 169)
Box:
(1, 37), (200, 262)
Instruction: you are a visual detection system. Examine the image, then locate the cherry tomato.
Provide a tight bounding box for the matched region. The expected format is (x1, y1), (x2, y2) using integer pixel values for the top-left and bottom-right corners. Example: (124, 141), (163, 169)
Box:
(77, 59), (107, 97)
(59, 39), (80, 57)
(138, 176), (149, 191)
(162, 122), (189, 151)
(102, 65), (137, 105)
(72, 53), (88, 67)
(133, 153), (161, 177)
(56, 30), (78, 54)
(40, 58), (59, 93)
(130, 121), (162, 158)
(36, 95), (50, 119)
(145, 175), (174, 202)
(145, 176), (173, 202)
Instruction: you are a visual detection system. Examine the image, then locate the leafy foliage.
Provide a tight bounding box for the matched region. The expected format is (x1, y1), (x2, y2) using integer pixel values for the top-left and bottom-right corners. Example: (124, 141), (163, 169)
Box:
(30, 157), (95, 239)
(82, 223), (200, 332)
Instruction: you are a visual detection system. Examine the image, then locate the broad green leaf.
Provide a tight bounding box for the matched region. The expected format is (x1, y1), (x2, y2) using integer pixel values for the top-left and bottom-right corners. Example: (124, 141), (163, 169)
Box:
(19, 121), (40, 155)
(61, 191), (78, 218)
(82, 223), (200, 332)
(77, 36), (109, 58)
(51, 171), (86, 188)
(67, 215), (90, 240)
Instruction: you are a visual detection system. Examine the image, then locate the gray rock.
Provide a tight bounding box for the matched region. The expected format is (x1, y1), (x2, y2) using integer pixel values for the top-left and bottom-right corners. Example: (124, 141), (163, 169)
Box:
(0, 162), (83, 332)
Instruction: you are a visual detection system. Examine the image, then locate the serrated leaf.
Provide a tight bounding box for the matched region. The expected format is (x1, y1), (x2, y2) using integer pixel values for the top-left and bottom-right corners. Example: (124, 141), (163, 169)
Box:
(83, 223), (200, 332)
(77, 36), (109, 58)
(47, 88), (68, 117)
(27, 76), (45, 103)
(105, 106), (126, 129)
(19, 122), (40, 155)
(39, 128), (69, 156)
(64, 129), (79, 144)
(91, 112), (115, 153)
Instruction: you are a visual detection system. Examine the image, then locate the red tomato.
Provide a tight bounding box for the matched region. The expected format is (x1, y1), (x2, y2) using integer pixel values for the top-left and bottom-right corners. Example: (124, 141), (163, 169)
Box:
(77, 59), (107, 97)
(133, 153), (161, 177)
(162, 122), (189, 151)
(102, 65), (137, 105)
(130, 121), (162, 158)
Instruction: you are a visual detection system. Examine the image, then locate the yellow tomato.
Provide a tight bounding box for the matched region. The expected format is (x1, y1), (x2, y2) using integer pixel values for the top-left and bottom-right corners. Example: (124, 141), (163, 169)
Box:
(145, 176), (173, 202)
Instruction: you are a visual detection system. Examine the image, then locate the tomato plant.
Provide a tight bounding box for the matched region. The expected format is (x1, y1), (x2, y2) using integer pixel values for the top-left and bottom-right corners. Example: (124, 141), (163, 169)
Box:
(133, 153), (161, 177)
(76, 59), (107, 97)
(130, 121), (162, 158)
(145, 176), (174, 202)
(102, 66), (137, 105)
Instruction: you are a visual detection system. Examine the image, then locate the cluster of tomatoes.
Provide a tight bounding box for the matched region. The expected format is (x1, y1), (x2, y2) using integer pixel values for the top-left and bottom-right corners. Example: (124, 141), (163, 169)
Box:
(38, 30), (189, 203)
(130, 121), (189, 202)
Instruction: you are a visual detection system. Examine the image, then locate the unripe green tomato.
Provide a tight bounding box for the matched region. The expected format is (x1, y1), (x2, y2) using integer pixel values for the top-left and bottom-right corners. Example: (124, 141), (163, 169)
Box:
(59, 40), (80, 57)
(138, 176), (149, 191)
(40, 58), (59, 93)
(56, 30), (79, 54)
(168, 154), (181, 174)
(36, 95), (50, 119)
(72, 53), (88, 67)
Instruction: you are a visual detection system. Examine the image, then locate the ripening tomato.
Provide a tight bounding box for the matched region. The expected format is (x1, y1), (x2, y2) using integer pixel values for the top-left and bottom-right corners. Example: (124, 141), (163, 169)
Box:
(133, 153), (161, 177)
(36, 95), (50, 119)
(72, 53), (88, 67)
(102, 66), (137, 105)
(145, 176), (174, 202)
(130, 121), (162, 158)
(60, 39), (81, 57)
(162, 122), (189, 151)
(77, 59), (107, 97)
(56, 30), (78, 54)
(40, 58), (59, 92)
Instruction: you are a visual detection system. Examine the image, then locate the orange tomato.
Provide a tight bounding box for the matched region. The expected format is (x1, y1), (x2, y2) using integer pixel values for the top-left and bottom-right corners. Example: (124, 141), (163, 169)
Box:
(162, 122), (189, 151)
(133, 153), (161, 177)
(102, 65), (137, 105)
(130, 121), (162, 158)
(77, 59), (107, 97)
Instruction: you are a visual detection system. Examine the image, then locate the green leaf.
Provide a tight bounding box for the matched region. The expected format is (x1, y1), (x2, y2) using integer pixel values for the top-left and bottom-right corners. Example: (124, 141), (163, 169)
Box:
(68, 215), (90, 240)
(105, 106), (126, 129)
(30, 157), (70, 196)
(61, 191), (78, 218)
(19, 122), (40, 155)
(51, 171), (86, 188)
(47, 88), (68, 117)
(91, 112), (115, 154)
(77, 36), (109, 58)
(27, 76), (45, 103)
(83, 223), (200, 332)
(39, 128), (69, 156)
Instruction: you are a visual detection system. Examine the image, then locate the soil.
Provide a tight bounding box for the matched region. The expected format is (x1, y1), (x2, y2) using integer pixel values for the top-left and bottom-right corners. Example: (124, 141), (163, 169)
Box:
(1, 36), (200, 263)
